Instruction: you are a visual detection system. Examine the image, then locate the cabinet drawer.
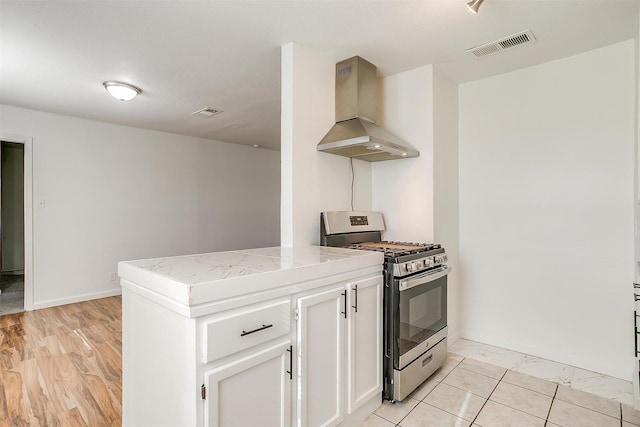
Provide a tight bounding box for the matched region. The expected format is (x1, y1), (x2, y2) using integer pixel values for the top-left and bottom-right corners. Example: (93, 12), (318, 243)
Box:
(202, 299), (291, 363)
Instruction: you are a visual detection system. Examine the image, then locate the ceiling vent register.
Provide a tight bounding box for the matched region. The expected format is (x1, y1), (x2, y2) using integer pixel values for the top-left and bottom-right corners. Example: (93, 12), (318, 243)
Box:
(191, 107), (223, 117)
(467, 29), (536, 58)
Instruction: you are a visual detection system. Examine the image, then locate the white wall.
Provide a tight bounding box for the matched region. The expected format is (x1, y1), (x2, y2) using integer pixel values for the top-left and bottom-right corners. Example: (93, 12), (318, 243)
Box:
(459, 40), (635, 379)
(432, 68), (461, 343)
(281, 43), (372, 246)
(372, 65), (462, 343)
(635, 11), (640, 282)
(0, 104), (281, 309)
(373, 65), (434, 243)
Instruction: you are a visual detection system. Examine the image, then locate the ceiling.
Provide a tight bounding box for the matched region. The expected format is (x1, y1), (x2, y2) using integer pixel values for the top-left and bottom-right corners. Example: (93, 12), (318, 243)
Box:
(1, 1), (638, 151)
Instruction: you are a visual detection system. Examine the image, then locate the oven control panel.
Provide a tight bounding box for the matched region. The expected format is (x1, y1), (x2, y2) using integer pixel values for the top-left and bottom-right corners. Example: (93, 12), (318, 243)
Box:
(394, 254), (448, 277)
(349, 215), (369, 226)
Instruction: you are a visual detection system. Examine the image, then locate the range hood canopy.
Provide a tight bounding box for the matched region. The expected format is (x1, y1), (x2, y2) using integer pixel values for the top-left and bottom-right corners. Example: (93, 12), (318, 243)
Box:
(317, 56), (419, 162)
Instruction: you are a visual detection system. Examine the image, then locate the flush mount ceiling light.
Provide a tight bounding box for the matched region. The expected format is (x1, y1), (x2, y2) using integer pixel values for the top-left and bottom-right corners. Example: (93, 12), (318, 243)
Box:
(467, 0), (484, 14)
(103, 81), (142, 101)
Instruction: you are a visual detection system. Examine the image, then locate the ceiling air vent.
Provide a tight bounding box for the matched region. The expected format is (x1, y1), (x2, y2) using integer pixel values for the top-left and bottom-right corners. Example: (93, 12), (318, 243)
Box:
(467, 30), (536, 58)
(191, 107), (223, 118)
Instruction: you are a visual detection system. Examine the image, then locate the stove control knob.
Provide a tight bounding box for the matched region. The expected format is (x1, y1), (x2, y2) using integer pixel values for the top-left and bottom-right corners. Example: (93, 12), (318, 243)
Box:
(434, 255), (448, 264)
(424, 258), (433, 267)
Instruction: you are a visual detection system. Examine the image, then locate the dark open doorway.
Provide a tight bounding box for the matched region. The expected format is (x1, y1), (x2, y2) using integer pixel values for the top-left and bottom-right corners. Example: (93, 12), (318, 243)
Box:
(0, 141), (25, 315)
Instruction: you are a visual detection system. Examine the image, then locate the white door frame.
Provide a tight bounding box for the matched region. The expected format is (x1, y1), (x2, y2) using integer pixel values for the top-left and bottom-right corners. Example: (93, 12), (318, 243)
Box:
(1, 133), (34, 311)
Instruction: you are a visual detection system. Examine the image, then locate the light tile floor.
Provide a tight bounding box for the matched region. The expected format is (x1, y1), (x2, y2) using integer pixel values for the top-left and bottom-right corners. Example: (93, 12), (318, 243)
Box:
(0, 273), (24, 315)
(449, 339), (634, 406)
(363, 339), (639, 426)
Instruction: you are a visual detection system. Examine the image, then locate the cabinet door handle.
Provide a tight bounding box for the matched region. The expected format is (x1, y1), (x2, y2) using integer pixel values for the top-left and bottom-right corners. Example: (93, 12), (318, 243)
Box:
(240, 324), (273, 337)
(341, 291), (347, 319)
(352, 284), (358, 313)
(286, 345), (293, 380)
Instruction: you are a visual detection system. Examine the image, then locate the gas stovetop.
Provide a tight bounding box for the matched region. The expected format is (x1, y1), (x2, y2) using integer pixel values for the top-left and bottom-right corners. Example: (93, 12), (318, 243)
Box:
(344, 241), (442, 258)
(320, 211), (447, 277)
(344, 241), (446, 277)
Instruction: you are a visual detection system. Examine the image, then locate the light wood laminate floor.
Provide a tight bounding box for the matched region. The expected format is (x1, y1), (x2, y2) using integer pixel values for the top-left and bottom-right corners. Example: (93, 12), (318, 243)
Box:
(0, 296), (121, 426)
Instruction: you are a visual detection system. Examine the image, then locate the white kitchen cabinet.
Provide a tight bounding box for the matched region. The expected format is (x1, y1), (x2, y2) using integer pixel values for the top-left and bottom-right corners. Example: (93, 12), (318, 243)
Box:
(203, 340), (292, 427)
(202, 298), (291, 363)
(295, 275), (383, 427)
(119, 246), (384, 427)
(346, 276), (383, 414)
(296, 285), (346, 427)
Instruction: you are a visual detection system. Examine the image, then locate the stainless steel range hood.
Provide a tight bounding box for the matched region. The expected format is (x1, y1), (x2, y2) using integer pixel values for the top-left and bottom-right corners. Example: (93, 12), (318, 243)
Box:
(317, 56), (419, 161)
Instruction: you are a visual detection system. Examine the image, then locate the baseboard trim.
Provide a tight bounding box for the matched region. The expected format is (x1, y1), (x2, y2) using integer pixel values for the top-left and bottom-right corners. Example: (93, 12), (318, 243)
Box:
(31, 288), (122, 311)
(460, 332), (631, 381)
(447, 329), (461, 347)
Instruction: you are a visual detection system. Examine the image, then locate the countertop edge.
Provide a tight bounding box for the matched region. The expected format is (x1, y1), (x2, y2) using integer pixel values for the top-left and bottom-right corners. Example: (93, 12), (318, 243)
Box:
(118, 246), (384, 315)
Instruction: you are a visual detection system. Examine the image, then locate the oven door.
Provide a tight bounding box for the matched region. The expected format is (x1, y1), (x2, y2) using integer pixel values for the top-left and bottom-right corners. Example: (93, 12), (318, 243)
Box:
(395, 266), (449, 369)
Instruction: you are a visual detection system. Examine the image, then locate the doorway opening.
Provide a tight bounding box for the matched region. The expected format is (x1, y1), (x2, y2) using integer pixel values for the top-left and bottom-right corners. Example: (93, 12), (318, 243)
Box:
(0, 141), (25, 315)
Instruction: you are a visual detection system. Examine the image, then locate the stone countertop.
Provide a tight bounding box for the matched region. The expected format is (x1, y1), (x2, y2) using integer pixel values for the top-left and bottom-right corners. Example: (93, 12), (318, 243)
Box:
(118, 246), (384, 315)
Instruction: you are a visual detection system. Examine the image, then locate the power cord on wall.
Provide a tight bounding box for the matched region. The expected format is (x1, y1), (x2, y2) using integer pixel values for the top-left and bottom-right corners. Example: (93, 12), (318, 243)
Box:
(350, 157), (355, 211)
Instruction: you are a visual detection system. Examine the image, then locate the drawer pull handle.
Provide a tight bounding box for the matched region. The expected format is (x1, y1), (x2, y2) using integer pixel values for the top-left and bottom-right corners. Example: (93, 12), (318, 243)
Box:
(240, 324), (273, 337)
(422, 354), (433, 367)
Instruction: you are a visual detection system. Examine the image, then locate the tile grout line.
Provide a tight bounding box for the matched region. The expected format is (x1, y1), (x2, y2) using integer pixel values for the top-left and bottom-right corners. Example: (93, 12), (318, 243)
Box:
(468, 362), (507, 426)
(500, 377), (558, 400)
(619, 400), (622, 427)
(543, 384), (559, 427)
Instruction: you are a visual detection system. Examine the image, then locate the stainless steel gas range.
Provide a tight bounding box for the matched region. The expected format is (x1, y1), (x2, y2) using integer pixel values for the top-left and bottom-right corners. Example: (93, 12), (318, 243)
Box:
(321, 211), (450, 402)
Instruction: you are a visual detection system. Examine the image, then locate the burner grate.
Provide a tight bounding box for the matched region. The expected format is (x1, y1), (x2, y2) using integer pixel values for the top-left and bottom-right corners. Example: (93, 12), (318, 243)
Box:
(346, 241), (441, 257)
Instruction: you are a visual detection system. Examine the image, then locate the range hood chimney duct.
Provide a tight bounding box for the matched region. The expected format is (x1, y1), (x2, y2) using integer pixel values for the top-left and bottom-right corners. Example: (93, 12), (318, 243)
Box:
(317, 56), (419, 161)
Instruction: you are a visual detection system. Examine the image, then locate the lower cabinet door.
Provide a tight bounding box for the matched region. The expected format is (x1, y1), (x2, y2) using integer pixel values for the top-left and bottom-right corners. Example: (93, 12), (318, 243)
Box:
(347, 275), (383, 414)
(296, 286), (345, 427)
(204, 340), (292, 427)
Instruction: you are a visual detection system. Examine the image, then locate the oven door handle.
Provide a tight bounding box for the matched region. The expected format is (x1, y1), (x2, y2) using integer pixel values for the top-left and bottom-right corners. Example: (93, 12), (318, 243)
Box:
(399, 266), (451, 291)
